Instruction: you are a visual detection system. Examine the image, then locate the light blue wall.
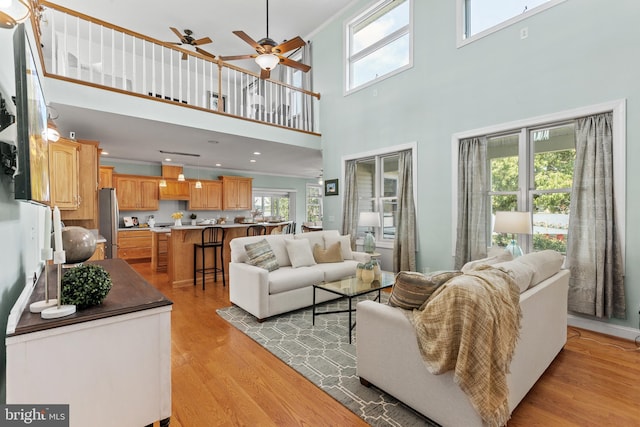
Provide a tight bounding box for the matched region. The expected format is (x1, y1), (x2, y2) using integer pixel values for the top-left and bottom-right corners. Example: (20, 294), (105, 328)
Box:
(312, 0), (640, 330)
(0, 25), (49, 402)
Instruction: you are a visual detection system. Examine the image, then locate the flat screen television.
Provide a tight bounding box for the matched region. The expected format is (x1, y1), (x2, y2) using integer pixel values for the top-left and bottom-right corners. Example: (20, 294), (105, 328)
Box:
(13, 23), (50, 204)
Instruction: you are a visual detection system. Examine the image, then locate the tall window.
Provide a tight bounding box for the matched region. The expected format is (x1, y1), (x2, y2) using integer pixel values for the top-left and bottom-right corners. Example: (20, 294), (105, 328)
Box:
(355, 152), (401, 243)
(346, 0), (412, 93)
(487, 123), (575, 253)
(306, 184), (323, 222)
(459, 0), (564, 44)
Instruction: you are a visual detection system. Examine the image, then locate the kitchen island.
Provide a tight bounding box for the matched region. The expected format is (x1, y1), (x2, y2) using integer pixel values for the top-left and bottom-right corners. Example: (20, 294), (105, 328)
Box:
(155, 222), (291, 286)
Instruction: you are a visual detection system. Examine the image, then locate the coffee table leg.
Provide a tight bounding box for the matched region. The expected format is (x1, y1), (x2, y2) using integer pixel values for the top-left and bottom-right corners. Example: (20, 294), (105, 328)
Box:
(348, 297), (353, 344)
(312, 286), (316, 326)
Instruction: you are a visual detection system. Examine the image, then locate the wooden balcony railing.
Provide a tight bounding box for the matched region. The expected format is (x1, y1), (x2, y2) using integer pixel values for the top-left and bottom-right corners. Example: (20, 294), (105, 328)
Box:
(34, 1), (320, 133)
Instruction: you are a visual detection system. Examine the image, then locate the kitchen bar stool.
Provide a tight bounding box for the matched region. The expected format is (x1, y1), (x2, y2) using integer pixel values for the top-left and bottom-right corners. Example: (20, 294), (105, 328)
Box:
(193, 226), (226, 290)
(246, 225), (267, 236)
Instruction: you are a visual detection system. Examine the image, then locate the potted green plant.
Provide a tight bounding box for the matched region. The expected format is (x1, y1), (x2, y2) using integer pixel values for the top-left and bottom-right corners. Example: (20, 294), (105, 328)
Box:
(61, 264), (112, 309)
(190, 213), (197, 225)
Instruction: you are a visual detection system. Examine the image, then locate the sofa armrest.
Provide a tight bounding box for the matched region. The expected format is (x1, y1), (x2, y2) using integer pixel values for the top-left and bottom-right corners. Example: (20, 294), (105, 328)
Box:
(229, 262), (270, 320)
(352, 251), (372, 263)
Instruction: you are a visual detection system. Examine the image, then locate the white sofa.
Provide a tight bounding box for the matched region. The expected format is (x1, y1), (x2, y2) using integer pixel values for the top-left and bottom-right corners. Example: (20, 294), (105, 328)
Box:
(229, 230), (371, 321)
(356, 251), (569, 427)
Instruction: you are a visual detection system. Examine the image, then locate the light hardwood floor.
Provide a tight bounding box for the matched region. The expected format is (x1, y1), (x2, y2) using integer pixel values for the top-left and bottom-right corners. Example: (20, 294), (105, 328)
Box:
(131, 262), (640, 426)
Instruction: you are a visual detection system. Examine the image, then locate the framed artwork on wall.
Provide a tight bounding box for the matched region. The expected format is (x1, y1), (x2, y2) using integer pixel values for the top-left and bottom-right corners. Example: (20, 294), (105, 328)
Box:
(324, 179), (338, 196)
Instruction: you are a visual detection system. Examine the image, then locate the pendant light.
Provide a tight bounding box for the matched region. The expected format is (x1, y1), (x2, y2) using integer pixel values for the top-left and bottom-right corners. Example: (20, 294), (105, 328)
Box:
(195, 154), (202, 188)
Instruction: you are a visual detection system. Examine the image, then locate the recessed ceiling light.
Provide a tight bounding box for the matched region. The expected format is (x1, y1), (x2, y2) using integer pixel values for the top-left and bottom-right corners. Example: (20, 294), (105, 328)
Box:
(215, 163), (221, 167)
(101, 151), (109, 155)
(253, 151), (261, 155)
(250, 159), (256, 163)
(165, 158), (172, 162)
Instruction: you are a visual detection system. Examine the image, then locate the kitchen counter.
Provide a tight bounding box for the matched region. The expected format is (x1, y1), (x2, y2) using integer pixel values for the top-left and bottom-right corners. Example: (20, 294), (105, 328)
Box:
(164, 222), (292, 286)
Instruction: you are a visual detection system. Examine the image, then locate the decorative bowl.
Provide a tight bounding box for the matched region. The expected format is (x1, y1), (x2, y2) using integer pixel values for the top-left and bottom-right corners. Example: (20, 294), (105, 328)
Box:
(61, 226), (97, 264)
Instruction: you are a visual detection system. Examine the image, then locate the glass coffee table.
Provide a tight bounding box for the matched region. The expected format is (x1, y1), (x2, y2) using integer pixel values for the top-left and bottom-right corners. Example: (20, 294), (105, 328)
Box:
(312, 271), (395, 343)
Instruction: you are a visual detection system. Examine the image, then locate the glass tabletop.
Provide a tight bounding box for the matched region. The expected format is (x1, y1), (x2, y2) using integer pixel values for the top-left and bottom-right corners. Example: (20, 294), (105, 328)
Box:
(315, 271), (395, 297)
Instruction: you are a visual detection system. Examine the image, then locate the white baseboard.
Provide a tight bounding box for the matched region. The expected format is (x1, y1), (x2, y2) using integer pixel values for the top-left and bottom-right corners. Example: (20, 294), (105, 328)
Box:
(567, 314), (640, 342)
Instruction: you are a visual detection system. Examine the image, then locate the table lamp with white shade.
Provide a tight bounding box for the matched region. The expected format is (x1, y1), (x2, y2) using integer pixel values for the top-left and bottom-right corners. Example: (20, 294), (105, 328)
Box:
(359, 212), (381, 254)
(493, 211), (532, 258)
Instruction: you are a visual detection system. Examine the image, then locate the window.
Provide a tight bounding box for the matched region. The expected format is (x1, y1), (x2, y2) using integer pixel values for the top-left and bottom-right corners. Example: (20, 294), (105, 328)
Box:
(458, 0), (564, 46)
(253, 191), (290, 220)
(487, 123), (575, 253)
(346, 0), (412, 93)
(306, 184), (323, 222)
(355, 152), (402, 243)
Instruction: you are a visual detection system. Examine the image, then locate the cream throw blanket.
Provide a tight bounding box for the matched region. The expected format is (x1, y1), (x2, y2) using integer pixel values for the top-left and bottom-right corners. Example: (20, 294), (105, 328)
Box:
(410, 266), (522, 427)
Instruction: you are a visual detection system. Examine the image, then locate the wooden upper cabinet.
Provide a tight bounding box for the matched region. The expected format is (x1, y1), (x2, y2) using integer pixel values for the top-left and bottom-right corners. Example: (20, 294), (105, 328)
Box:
(63, 140), (99, 221)
(114, 174), (159, 211)
(219, 176), (253, 210)
(188, 180), (222, 210)
(99, 166), (115, 189)
(49, 138), (79, 210)
(159, 181), (190, 200)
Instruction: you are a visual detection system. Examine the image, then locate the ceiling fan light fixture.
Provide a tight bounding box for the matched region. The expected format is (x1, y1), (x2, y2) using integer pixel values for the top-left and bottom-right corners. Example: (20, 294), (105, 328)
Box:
(255, 53), (279, 71)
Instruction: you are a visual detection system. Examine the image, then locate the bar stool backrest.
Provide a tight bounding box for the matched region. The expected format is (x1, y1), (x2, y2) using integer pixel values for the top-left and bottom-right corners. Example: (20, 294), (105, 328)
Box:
(246, 225), (267, 236)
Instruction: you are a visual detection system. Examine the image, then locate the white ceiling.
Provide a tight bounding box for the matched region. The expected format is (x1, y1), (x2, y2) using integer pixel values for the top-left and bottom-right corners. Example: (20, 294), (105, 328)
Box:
(45, 0), (356, 178)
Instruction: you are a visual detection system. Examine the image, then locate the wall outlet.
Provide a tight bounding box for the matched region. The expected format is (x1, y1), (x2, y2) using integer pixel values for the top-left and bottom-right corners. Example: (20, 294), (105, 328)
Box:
(520, 27), (529, 39)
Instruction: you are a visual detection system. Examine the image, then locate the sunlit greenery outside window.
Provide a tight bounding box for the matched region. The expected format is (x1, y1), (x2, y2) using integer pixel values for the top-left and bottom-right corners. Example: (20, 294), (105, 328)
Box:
(306, 184), (323, 222)
(346, 0), (412, 92)
(253, 192), (290, 220)
(488, 123), (575, 253)
(355, 153), (402, 243)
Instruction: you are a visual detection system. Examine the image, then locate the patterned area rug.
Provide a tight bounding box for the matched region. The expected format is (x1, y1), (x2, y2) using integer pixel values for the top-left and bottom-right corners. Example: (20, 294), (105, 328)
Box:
(217, 295), (439, 427)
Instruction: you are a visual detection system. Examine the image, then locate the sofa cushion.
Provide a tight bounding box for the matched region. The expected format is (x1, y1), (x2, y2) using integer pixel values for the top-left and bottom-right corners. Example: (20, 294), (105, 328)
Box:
(295, 230), (340, 251)
(389, 270), (462, 310)
(269, 266), (325, 294)
(515, 250), (564, 288)
(461, 250), (513, 273)
(313, 242), (344, 263)
(230, 234), (293, 266)
(492, 260), (536, 293)
(324, 234), (353, 260)
(285, 239), (317, 268)
(244, 239), (279, 272)
(315, 259), (360, 282)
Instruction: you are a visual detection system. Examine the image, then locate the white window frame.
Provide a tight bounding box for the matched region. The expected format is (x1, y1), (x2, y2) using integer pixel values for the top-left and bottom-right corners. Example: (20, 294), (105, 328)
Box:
(344, 0), (414, 95)
(253, 188), (296, 221)
(456, 0), (566, 48)
(451, 99), (626, 267)
(305, 183), (323, 222)
(342, 142), (418, 249)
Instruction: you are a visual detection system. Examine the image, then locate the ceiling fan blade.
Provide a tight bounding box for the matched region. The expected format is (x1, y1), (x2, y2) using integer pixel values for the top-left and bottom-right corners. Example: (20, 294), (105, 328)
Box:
(219, 54), (256, 61)
(192, 36), (212, 46)
(260, 68), (271, 80)
(233, 30), (262, 51)
(273, 36), (305, 54)
(170, 27), (186, 43)
(195, 47), (216, 59)
(280, 56), (311, 73)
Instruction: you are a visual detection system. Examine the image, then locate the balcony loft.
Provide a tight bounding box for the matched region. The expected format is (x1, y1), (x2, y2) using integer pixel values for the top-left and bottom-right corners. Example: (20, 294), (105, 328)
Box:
(33, 1), (322, 172)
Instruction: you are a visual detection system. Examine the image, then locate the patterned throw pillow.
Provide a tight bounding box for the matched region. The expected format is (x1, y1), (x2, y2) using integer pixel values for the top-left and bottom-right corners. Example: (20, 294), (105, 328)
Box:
(244, 239), (279, 272)
(313, 241), (344, 263)
(389, 270), (462, 310)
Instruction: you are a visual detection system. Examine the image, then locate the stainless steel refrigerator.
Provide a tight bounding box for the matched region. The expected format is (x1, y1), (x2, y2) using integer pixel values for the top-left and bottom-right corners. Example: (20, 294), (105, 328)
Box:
(99, 188), (119, 258)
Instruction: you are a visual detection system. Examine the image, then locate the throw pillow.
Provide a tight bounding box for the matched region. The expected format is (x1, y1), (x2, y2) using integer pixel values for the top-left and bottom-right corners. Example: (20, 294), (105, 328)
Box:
(389, 270), (462, 310)
(323, 234), (353, 260)
(515, 250), (565, 288)
(285, 239), (317, 268)
(492, 260), (536, 293)
(313, 242), (344, 263)
(244, 239), (279, 272)
(461, 250), (513, 273)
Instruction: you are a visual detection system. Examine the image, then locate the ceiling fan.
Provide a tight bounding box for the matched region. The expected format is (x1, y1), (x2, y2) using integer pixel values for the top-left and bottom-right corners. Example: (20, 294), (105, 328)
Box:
(167, 27), (215, 60)
(219, 0), (311, 80)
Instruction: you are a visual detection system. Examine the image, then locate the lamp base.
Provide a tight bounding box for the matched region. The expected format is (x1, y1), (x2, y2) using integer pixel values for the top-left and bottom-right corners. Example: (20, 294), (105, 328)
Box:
(505, 240), (523, 258)
(364, 232), (376, 254)
(41, 305), (76, 319)
(29, 299), (58, 313)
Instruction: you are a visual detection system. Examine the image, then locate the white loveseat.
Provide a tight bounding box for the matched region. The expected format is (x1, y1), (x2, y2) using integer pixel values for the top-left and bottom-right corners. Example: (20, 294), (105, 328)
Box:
(356, 250), (569, 426)
(229, 230), (371, 321)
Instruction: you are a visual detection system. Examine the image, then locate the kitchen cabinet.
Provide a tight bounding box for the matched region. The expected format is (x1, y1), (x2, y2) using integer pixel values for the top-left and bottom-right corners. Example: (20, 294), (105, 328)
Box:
(49, 138), (79, 210)
(220, 176), (253, 210)
(62, 140), (99, 221)
(118, 229), (152, 260)
(87, 241), (105, 261)
(99, 165), (114, 189)
(188, 180), (222, 210)
(151, 231), (169, 272)
(159, 180), (190, 200)
(114, 174), (159, 211)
